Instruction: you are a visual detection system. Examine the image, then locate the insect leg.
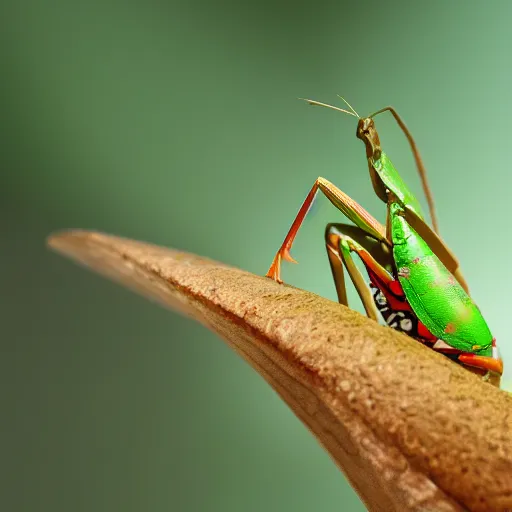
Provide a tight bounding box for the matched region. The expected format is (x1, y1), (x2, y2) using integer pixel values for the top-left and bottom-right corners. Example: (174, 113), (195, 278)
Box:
(325, 223), (394, 321)
(266, 177), (388, 283)
(458, 349), (503, 379)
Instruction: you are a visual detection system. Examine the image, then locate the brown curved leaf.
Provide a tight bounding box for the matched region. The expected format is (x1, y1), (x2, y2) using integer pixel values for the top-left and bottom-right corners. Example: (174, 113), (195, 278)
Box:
(47, 230), (512, 512)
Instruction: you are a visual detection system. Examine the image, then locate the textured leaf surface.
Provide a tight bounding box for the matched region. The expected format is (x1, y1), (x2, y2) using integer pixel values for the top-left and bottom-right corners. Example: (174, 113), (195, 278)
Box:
(48, 230), (512, 512)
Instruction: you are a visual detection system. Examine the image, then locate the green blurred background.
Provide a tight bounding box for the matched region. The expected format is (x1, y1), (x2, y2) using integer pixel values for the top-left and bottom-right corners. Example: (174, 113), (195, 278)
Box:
(3, 0), (511, 510)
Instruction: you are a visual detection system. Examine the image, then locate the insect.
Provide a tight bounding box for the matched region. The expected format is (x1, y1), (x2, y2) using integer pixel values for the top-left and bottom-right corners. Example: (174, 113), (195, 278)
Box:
(266, 97), (503, 386)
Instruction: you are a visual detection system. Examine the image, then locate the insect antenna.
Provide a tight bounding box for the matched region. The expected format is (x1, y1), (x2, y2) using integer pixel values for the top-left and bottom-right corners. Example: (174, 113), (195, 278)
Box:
(336, 95), (360, 117)
(369, 106), (440, 234)
(299, 98), (359, 118)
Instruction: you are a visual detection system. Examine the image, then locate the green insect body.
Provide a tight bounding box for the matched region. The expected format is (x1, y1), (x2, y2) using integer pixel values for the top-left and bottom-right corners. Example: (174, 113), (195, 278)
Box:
(390, 202), (493, 356)
(370, 151), (494, 356)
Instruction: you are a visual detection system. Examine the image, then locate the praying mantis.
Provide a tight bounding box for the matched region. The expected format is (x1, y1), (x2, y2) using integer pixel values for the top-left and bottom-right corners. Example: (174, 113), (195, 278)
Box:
(266, 97), (503, 386)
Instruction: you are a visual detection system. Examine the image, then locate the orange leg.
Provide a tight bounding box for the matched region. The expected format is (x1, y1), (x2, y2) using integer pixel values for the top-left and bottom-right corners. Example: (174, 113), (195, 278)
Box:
(266, 177), (388, 283)
(458, 342), (503, 379)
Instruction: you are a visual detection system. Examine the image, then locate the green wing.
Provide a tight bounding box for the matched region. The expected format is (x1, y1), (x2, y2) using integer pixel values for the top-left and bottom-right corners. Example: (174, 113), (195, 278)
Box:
(390, 203), (492, 356)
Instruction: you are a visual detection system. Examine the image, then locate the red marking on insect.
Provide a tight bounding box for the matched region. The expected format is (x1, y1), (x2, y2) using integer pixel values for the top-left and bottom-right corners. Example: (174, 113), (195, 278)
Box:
(368, 272), (408, 311)
(418, 321), (436, 341)
(398, 267), (410, 278)
(412, 257), (421, 264)
(388, 280), (405, 296)
(444, 323), (457, 334)
(447, 275), (457, 285)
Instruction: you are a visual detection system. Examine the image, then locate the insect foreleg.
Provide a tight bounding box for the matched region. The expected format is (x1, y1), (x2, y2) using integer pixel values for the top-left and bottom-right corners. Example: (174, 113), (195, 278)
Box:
(266, 177), (388, 283)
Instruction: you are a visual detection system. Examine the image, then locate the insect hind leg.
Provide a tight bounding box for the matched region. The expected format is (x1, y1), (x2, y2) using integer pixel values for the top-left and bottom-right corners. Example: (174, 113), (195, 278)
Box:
(325, 223), (392, 321)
